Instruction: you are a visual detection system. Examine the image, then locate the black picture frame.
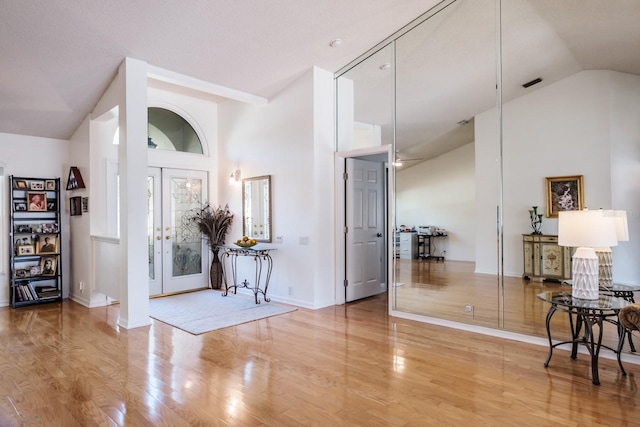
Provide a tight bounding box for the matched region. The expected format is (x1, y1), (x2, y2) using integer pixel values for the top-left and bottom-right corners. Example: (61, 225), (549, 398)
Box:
(70, 196), (82, 216)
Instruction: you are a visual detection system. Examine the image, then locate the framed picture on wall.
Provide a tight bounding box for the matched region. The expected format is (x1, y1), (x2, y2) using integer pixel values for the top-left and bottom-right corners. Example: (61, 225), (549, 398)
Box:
(545, 175), (584, 218)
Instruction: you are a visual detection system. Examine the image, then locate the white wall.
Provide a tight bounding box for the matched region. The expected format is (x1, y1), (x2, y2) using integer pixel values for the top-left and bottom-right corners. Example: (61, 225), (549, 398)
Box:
(476, 70), (640, 282)
(67, 117), (93, 306)
(0, 132), (71, 305)
(396, 142), (476, 261)
(218, 67), (336, 308)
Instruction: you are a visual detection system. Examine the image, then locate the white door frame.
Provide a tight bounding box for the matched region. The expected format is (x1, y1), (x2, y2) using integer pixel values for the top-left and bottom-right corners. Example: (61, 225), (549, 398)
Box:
(334, 145), (393, 309)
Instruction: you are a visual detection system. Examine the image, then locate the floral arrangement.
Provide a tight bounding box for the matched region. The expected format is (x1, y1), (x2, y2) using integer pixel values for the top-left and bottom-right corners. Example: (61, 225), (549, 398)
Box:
(529, 206), (543, 235)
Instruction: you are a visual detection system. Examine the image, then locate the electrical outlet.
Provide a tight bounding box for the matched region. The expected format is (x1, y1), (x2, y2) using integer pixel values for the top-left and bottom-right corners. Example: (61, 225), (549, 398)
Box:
(276, 236), (284, 244)
(299, 236), (309, 245)
(79, 281), (84, 293)
(288, 286), (293, 295)
(465, 305), (474, 315)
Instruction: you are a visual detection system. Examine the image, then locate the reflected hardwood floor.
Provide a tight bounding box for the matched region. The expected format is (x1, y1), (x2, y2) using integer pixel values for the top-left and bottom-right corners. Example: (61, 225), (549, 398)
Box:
(1, 292), (639, 426)
(394, 259), (639, 351)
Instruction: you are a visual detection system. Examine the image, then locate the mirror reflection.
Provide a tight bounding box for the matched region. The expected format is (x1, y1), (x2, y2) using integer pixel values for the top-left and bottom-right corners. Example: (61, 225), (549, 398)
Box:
(337, 0), (640, 357)
(242, 175), (272, 242)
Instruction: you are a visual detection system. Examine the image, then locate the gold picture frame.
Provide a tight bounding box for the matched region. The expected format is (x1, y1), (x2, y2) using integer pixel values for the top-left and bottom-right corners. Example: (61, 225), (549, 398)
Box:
(26, 192), (47, 212)
(36, 234), (58, 254)
(545, 175), (584, 218)
(40, 257), (57, 276)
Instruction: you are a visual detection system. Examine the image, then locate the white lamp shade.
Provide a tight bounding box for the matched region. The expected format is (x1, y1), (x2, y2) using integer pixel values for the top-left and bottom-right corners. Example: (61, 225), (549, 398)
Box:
(614, 210), (629, 242)
(558, 209), (618, 248)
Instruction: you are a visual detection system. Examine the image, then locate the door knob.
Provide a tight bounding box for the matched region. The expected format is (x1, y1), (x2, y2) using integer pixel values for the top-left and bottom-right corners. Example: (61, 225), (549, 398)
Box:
(377, 233), (383, 237)
(165, 235), (171, 240)
(156, 236), (161, 240)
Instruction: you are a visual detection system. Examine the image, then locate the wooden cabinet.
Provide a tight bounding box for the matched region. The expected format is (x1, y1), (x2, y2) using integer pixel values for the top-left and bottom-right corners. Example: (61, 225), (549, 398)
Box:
(523, 234), (572, 282)
(9, 176), (62, 307)
(399, 232), (418, 259)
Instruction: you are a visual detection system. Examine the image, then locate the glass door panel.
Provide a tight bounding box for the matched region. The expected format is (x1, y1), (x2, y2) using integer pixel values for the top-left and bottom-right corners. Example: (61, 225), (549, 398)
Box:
(168, 174), (204, 279)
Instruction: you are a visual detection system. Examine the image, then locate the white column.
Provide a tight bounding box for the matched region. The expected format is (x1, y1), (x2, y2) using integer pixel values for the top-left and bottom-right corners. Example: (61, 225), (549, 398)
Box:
(117, 57), (151, 328)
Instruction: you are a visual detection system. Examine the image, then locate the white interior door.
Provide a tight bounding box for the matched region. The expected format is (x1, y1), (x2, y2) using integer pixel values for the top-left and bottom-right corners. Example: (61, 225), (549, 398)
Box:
(148, 167), (208, 296)
(346, 158), (386, 302)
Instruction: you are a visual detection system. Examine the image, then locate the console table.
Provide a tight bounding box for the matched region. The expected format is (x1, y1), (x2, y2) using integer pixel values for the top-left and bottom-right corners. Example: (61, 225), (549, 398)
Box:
(219, 245), (275, 304)
(523, 234), (572, 282)
(537, 291), (630, 385)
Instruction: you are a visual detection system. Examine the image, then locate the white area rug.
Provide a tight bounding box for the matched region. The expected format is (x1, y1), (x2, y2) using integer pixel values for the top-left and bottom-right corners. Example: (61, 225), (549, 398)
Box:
(149, 290), (296, 335)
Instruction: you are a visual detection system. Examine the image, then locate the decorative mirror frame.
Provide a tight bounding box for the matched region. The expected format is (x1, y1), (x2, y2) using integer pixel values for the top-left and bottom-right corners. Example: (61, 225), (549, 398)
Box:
(242, 175), (272, 242)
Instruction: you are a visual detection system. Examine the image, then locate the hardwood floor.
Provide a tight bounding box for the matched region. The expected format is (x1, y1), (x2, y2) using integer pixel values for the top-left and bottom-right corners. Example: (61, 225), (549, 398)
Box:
(1, 290), (639, 426)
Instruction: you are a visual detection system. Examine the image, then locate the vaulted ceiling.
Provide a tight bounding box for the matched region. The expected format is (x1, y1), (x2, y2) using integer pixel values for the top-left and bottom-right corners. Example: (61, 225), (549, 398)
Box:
(0, 0), (439, 140)
(2, 0), (639, 162)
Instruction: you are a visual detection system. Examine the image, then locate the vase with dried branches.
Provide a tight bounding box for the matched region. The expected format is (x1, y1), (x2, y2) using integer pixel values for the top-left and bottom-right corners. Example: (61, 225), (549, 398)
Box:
(189, 203), (234, 289)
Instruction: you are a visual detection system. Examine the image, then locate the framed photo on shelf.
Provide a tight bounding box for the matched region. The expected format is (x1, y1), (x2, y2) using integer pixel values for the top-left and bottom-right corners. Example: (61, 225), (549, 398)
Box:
(15, 224), (31, 233)
(14, 179), (27, 189)
(40, 257), (57, 276)
(17, 245), (35, 256)
(30, 181), (44, 190)
(14, 202), (27, 211)
(26, 192), (47, 212)
(545, 175), (584, 218)
(14, 235), (32, 247)
(45, 180), (56, 191)
(14, 269), (27, 279)
(36, 234), (58, 254)
(42, 223), (57, 233)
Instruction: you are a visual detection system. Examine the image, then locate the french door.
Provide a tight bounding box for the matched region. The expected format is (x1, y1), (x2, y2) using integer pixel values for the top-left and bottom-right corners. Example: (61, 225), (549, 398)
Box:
(148, 167), (208, 296)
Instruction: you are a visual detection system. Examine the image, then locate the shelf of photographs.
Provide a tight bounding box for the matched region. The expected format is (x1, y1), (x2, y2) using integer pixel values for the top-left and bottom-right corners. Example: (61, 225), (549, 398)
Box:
(9, 176), (62, 308)
(12, 256), (61, 305)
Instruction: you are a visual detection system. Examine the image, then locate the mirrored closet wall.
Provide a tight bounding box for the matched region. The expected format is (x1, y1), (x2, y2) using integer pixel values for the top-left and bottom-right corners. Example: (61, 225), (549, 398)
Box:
(336, 0), (640, 354)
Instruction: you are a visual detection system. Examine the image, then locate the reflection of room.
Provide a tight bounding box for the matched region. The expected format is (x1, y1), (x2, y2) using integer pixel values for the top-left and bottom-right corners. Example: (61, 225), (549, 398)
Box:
(338, 0), (640, 355)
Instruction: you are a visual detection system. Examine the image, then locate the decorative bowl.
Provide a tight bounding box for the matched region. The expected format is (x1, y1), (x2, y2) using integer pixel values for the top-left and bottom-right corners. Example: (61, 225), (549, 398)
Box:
(234, 241), (257, 248)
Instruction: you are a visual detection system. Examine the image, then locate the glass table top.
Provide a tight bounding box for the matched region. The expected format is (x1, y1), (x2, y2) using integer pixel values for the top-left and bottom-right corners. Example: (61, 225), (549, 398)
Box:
(537, 291), (632, 310)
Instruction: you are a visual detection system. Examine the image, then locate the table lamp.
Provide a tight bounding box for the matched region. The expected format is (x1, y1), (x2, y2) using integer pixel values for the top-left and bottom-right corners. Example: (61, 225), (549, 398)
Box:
(558, 209), (618, 299)
(595, 210), (629, 286)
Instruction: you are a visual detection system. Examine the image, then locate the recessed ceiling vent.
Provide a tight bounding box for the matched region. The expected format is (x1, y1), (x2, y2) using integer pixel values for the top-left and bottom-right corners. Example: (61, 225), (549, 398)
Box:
(522, 77), (543, 88)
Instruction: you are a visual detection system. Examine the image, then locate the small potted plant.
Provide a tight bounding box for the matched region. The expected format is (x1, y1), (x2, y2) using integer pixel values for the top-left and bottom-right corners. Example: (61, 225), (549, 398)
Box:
(189, 203), (234, 289)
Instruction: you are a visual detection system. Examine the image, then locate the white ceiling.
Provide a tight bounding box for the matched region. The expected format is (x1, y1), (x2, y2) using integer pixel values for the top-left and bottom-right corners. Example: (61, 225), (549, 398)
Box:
(341, 0), (640, 166)
(2, 0), (639, 161)
(0, 0), (440, 140)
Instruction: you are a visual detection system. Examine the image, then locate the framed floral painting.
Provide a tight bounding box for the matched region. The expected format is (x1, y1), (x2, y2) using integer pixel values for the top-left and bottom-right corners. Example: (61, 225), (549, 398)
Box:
(545, 175), (584, 218)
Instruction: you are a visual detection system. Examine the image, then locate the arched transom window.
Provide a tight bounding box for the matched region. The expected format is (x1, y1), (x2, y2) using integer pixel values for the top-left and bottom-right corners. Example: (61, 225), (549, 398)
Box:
(147, 107), (203, 154)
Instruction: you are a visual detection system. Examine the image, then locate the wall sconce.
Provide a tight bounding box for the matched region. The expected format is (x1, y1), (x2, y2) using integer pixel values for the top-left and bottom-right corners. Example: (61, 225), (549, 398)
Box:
(229, 169), (241, 185)
(558, 209), (618, 299)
